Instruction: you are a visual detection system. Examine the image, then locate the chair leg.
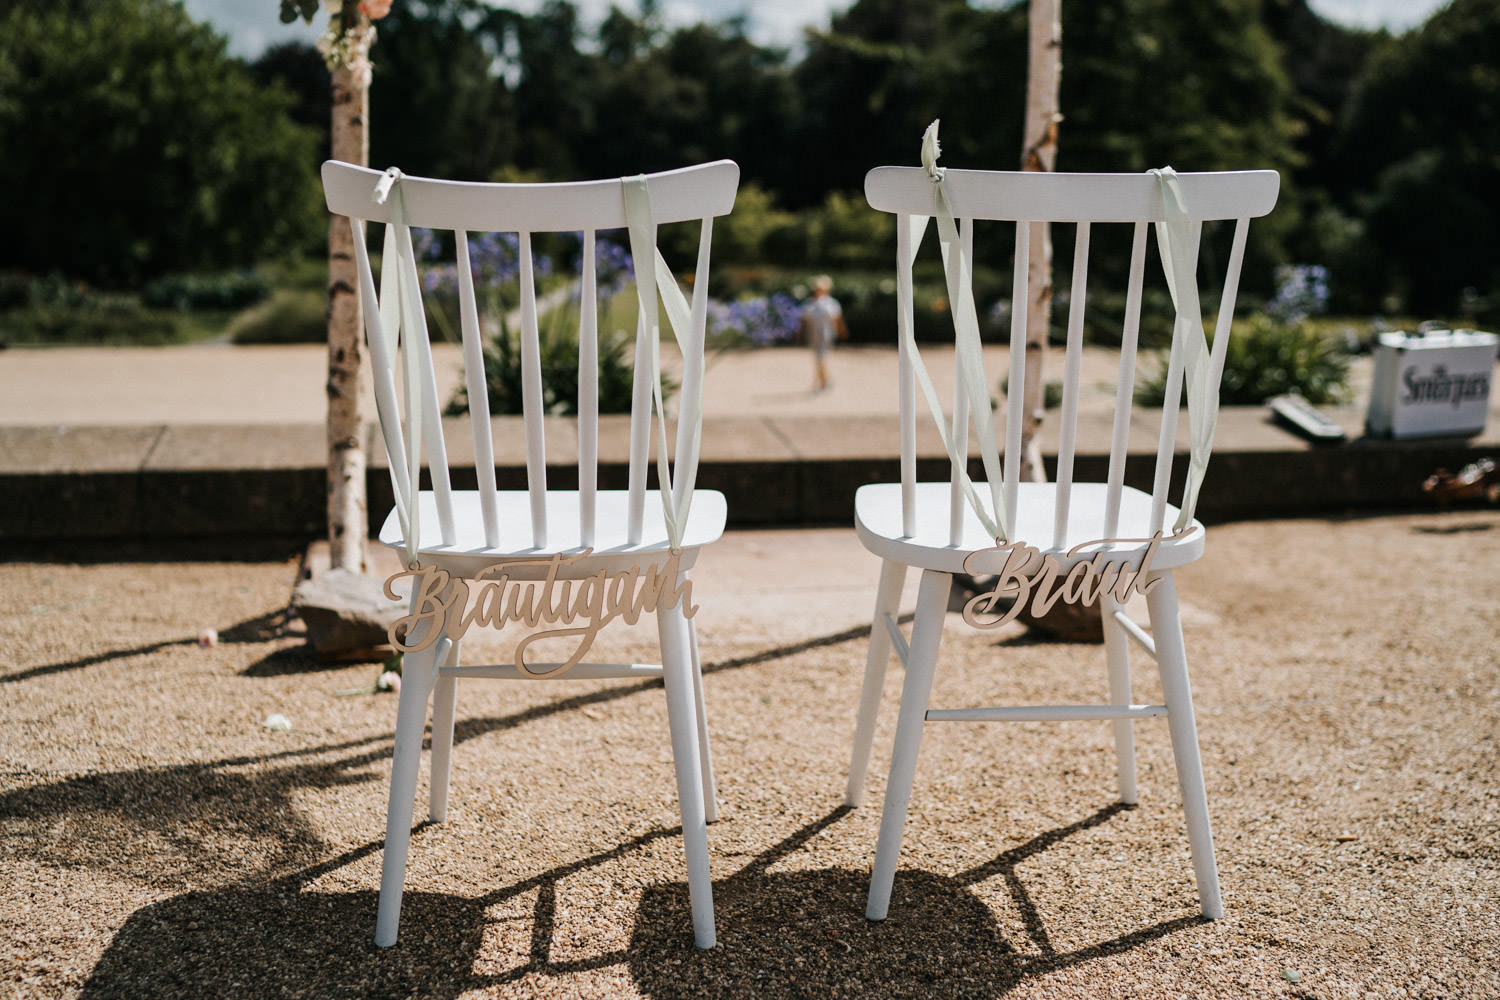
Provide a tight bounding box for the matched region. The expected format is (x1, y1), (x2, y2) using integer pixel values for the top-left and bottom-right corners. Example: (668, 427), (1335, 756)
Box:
(846, 558), (909, 807)
(429, 639), (460, 823)
(658, 603), (716, 949)
(375, 644), (439, 947)
(686, 617), (718, 824)
(1100, 595), (1139, 805)
(1145, 571), (1224, 920)
(866, 569), (951, 921)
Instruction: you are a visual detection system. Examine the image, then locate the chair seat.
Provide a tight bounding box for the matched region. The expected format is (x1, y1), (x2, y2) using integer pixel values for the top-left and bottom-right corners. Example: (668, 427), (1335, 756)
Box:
(854, 481), (1205, 575)
(379, 489), (728, 576)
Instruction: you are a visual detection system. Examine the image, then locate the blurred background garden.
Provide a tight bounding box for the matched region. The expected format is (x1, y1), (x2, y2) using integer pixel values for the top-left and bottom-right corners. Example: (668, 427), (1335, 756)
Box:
(0, 0), (1494, 412)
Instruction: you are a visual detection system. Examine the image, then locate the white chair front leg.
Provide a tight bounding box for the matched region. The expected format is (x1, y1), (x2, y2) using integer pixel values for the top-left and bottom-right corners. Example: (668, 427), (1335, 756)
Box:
(428, 638), (461, 823)
(658, 602), (716, 949)
(1145, 571), (1224, 920)
(1100, 594), (1139, 805)
(847, 558), (909, 807)
(375, 641), (442, 947)
(687, 615), (718, 824)
(866, 568), (951, 921)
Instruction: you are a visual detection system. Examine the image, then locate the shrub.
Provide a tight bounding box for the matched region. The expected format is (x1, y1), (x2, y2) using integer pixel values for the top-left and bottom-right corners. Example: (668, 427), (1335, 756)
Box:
(1135, 313), (1350, 407)
(446, 312), (646, 417)
(143, 271), (272, 312)
(433, 233), (655, 417)
(227, 288), (327, 344)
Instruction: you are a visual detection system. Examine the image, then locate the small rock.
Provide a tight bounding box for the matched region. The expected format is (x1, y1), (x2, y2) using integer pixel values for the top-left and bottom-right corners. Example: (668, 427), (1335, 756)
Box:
(262, 713), (292, 732)
(1282, 969), (1302, 983)
(197, 628), (218, 648)
(292, 567), (404, 659)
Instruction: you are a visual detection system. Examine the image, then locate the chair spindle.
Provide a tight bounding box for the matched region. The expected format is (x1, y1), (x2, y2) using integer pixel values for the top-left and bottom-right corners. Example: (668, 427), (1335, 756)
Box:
(457, 231), (501, 549)
(1052, 220), (1091, 550)
(579, 229), (599, 548)
(1106, 221), (1149, 540)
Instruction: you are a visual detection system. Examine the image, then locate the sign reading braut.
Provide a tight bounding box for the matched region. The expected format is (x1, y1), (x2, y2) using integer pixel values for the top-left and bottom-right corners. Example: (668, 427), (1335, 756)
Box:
(959, 528), (1193, 629)
(383, 550), (697, 677)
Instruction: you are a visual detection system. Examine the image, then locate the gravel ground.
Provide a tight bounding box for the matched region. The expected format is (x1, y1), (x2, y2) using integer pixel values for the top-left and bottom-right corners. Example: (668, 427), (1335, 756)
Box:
(2, 510), (1498, 999)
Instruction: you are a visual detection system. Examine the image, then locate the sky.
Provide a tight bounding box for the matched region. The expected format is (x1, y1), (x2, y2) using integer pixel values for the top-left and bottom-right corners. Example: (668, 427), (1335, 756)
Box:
(186, 0), (1452, 59)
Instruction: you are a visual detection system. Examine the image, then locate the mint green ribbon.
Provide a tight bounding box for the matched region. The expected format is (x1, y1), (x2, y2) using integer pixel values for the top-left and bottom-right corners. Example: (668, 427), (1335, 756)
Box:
(1149, 166), (1219, 530)
(372, 167), (427, 568)
(622, 175), (704, 552)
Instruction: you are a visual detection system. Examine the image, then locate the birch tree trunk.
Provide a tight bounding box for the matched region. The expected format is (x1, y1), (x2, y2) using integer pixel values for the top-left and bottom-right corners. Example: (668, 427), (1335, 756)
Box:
(326, 47), (369, 573)
(1019, 0), (1062, 484)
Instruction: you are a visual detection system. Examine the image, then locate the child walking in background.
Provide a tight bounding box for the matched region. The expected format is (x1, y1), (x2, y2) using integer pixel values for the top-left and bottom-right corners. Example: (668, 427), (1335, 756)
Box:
(802, 274), (847, 392)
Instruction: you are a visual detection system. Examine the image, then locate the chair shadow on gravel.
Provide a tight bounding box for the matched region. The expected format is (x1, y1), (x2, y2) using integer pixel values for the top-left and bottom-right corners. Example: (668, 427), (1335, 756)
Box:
(76, 804), (1198, 1000)
(629, 803), (1204, 999)
(78, 834), (498, 1000)
(40, 617), (1197, 997)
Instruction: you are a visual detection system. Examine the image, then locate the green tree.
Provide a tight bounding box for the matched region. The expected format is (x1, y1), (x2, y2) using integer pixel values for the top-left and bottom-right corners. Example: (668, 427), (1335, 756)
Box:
(366, 0), (518, 180)
(1334, 0), (1500, 314)
(0, 0), (322, 286)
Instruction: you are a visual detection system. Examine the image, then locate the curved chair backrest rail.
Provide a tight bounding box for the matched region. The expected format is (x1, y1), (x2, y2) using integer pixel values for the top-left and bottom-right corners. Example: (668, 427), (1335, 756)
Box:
(323, 159), (740, 232)
(865, 167), (1279, 223)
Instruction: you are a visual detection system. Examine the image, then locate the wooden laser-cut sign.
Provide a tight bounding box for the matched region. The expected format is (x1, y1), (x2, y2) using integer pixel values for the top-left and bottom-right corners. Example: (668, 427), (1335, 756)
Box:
(383, 549), (697, 677)
(959, 528), (1195, 629)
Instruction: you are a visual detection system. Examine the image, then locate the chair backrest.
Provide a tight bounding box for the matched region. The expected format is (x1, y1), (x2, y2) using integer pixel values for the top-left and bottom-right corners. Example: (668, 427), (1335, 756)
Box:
(322, 159), (740, 556)
(864, 166), (1280, 548)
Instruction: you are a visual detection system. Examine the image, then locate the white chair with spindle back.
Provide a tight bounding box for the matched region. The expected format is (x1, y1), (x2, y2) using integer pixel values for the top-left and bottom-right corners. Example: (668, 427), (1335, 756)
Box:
(322, 159), (740, 950)
(844, 133), (1278, 923)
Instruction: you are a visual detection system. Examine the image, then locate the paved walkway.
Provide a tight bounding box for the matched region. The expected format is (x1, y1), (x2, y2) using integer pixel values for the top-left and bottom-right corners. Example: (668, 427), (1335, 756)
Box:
(0, 341), (1140, 425)
(1, 341), (1496, 542)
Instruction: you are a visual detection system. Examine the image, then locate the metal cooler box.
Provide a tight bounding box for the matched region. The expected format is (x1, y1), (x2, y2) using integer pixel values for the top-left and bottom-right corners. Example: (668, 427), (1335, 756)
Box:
(1365, 328), (1497, 439)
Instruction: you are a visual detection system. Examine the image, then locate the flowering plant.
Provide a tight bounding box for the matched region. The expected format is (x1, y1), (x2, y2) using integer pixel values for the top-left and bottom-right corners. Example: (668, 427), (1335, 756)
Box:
(279, 0), (392, 86)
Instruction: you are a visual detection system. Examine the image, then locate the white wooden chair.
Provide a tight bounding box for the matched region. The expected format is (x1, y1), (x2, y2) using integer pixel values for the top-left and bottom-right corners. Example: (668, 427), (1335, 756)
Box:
(845, 152), (1279, 922)
(322, 159), (740, 950)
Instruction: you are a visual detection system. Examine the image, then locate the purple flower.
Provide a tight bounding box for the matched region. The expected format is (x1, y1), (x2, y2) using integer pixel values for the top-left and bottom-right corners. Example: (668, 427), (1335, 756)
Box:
(709, 292), (802, 346)
(1268, 264), (1330, 324)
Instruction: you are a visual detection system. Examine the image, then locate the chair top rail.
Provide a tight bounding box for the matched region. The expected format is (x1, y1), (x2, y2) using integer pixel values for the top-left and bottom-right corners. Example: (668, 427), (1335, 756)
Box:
(323, 159), (740, 231)
(865, 167), (1279, 222)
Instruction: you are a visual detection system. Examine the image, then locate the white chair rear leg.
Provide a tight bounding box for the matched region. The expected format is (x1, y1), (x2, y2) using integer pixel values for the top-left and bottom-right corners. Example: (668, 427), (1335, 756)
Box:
(1100, 595), (1139, 805)
(428, 639), (461, 822)
(1145, 571), (1224, 919)
(867, 569), (952, 921)
(658, 603), (716, 948)
(687, 616), (718, 824)
(847, 558), (909, 807)
(375, 645), (439, 947)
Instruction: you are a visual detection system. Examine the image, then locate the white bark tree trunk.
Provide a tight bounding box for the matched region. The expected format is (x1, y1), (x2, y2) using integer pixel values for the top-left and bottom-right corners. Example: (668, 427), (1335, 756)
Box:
(327, 49), (369, 572)
(1019, 0), (1062, 484)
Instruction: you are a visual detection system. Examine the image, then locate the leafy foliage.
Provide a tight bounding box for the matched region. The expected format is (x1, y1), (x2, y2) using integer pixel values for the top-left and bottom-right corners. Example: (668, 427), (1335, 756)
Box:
(1331, 0), (1500, 314)
(1136, 313), (1350, 407)
(0, 0), (323, 286)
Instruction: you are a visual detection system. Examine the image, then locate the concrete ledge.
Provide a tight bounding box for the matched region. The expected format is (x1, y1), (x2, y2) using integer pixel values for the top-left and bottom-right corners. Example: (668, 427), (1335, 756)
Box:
(2, 410), (1496, 543)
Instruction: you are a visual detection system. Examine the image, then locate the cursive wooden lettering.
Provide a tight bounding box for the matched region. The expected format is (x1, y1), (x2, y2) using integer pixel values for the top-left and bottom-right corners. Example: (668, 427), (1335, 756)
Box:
(384, 549), (697, 677)
(960, 529), (1191, 630)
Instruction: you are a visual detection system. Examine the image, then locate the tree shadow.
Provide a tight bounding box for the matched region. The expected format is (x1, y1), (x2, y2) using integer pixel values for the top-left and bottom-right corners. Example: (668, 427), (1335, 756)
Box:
(1411, 521), (1494, 534)
(629, 804), (1203, 999)
(3, 607), (298, 685)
